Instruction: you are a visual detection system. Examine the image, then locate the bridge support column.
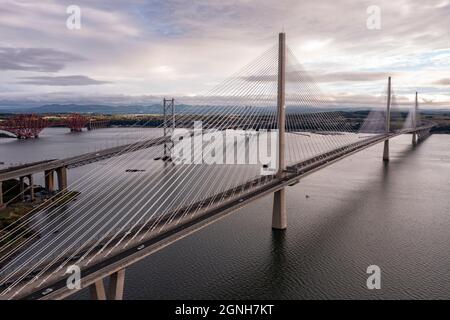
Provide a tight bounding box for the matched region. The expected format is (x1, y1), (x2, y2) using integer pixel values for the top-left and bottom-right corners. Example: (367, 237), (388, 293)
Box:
(383, 140), (389, 162)
(19, 176), (25, 201)
(27, 174), (34, 201)
(273, 189), (287, 229)
(108, 269), (126, 300)
(89, 280), (107, 300)
(412, 133), (417, 145)
(56, 167), (68, 193)
(45, 170), (55, 193)
(272, 32), (287, 230)
(0, 181), (4, 208)
(89, 269), (126, 300)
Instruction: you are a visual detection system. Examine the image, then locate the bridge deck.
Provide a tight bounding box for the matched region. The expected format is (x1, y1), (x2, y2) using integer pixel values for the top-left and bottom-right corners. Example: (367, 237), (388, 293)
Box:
(0, 136), (170, 182)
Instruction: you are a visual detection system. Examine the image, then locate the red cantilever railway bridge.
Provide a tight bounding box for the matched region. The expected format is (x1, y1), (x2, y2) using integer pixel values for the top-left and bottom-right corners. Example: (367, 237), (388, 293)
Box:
(0, 114), (109, 139)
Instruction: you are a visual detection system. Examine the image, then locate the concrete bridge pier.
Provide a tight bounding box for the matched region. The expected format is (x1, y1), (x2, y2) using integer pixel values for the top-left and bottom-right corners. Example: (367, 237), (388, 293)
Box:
(0, 181), (4, 208)
(45, 169), (55, 193)
(19, 175), (35, 201)
(383, 140), (390, 162)
(27, 174), (34, 201)
(89, 269), (126, 300)
(272, 189), (287, 229)
(19, 176), (25, 201)
(108, 269), (126, 300)
(412, 133), (417, 145)
(56, 167), (68, 192)
(89, 280), (106, 300)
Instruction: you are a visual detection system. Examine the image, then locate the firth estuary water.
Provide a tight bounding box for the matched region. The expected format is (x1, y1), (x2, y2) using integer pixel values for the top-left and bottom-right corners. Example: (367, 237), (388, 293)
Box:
(1, 128), (450, 299)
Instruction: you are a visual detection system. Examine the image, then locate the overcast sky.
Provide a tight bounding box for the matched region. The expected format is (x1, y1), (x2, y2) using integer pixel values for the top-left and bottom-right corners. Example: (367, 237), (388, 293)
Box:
(0, 0), (449, 108)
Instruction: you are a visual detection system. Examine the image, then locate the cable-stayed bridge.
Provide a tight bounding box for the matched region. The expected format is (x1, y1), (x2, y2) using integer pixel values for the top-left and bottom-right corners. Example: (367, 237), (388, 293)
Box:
(0, 33), (434, 300)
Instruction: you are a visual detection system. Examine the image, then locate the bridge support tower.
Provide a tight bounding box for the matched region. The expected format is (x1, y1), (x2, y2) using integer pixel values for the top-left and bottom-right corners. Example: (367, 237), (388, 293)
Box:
(163, 98), (175, 159)
(383, 76), (392, 162)
(272, 32), (287, 230)
(412, 91), (418, 145)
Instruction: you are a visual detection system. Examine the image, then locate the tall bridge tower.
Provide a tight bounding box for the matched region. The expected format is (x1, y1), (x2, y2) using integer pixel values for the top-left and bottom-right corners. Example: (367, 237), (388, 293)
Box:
(412, 92), (418, 145)
(163, 97), (175, 159)
(383, 76), (392, 162)
(272, 32), (287, 230)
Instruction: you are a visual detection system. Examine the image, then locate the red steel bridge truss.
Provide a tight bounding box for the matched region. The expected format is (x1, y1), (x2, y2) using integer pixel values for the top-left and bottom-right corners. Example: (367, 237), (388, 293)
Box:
(0, 114), (109, 139)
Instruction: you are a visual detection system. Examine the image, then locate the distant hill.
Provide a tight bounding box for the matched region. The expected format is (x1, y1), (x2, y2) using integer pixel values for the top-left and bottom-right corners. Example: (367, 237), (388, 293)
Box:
(0, 104), (165, 114)
(0, 103), (448, 115)
(0, 103), (360, 115)
(0, 103), (237, 115)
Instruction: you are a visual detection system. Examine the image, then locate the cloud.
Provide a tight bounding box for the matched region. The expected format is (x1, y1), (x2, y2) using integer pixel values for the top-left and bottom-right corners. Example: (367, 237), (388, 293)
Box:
(0, 0), (450, 107)
(17, 75), (110, 86)
(0, 92), (162, 107)
(434, 78), (450, 85)
(0, 0), (140, 41)
(312, 71), (393, 83)
(244, 71), (392, 83)
(0, 47), (84, 72)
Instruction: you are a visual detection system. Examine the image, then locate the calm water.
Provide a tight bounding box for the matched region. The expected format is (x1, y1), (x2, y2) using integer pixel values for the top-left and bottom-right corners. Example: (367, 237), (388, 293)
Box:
(1, 129), (450, 299)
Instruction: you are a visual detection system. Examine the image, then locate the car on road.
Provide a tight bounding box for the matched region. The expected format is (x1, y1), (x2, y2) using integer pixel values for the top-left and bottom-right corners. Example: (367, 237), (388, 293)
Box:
(41, 288), (53, 296)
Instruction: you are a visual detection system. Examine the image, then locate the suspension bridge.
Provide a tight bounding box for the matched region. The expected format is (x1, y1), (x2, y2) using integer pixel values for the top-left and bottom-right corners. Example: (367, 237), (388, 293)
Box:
(0, 33), (434, 300)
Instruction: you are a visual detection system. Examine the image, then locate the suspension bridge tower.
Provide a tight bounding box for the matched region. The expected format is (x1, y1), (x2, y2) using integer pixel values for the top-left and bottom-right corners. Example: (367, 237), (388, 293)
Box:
(272, 32), (287, 230)
(383, 76), (392, 162)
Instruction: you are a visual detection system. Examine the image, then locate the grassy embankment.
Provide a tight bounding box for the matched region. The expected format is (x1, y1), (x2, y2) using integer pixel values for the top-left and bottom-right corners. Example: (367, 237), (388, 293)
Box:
(0, 190), (79, 254)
